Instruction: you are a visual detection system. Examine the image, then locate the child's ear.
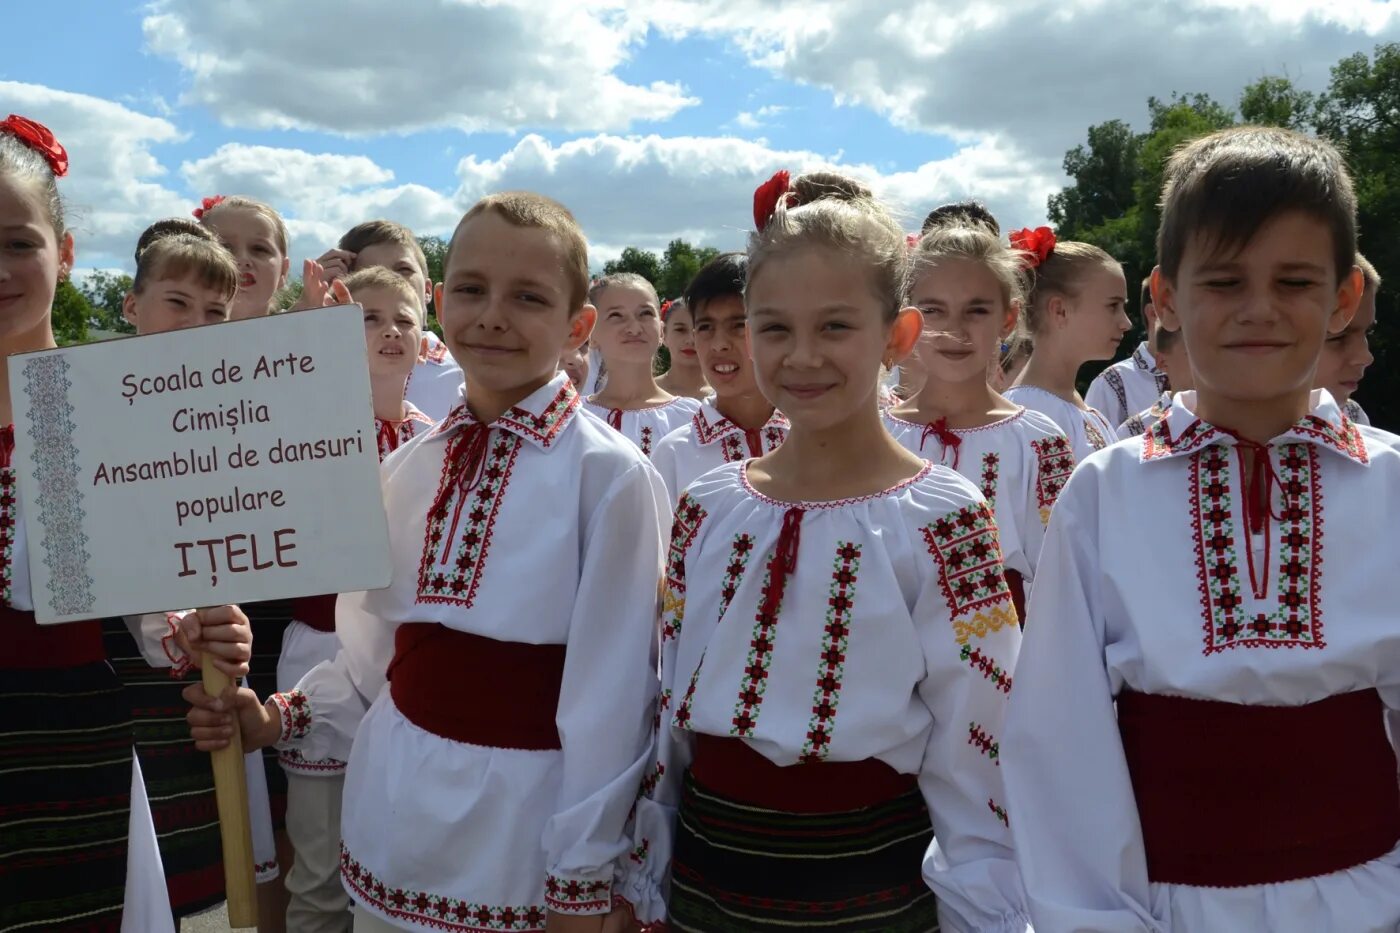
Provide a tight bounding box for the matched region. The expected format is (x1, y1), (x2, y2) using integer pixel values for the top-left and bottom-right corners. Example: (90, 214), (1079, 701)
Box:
(566, 304), (598, 351)
(121, 292), (138, 327)
(1002, 300), (1021, 339)
(1327, 265), (1364, 336)
(1047, 294), (1068, 328)
(433, 282), (445, 312)
(887, 306), (923, 363)
(58, 231), (74, 281)
(1151, 267), (1180, 334)
(278, 256), (290, 291)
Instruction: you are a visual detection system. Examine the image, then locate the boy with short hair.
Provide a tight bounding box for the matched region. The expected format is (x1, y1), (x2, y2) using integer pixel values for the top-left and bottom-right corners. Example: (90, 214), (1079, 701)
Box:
(190, 193), (667, 933)
(650, 252), (787, 502)
(1085, 275), (1169, 428)
(1003, 126), (1400, 932)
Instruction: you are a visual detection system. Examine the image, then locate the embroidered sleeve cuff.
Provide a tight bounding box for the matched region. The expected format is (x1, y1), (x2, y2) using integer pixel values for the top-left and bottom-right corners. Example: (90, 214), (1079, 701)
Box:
(544, 873), (612, 915)
(162, 612), (193, 678)
(269, 689), (312, 748)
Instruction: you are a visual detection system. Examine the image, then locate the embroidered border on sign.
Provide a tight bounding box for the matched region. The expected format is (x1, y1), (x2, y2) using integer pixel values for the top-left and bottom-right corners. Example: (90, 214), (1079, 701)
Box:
(417, 433), (522, 607)
(922, 502), (1012, 622)
(342, 845), (546, 931)
(800, 542), (861, 762)
(978, 453), (1000, 510)
(661, 495), (706, 643)
(1192, 443), (1325, 654)
(1029, 435), (1072, 524)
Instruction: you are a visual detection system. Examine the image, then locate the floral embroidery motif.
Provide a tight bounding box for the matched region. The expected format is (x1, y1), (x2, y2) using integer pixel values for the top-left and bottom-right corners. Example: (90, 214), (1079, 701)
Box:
(544, 875), (611, 913)
(661, 495), (706, 643)
(987, 798), (1009, 827)
(719, 432), (746, 463)
(342, 845), (547, 931)
(719, 534), (754, 620)
(640, 761), (665, 797)
(271, 690), (311, 744)
(1291, 414), (1368, 464)
(730, 560), (785, 737)
(968, 722), (999, 765)
(1141, 416), (1220, 462)
(1192, 443), (1324, 654)
(961, 645), (1013, 693)
(640, 425), (655, 457)
(800, 542), (861, 762)
(417, 433), (522, 607)
(673, 657), (702, 730)
(629, 839), (651, 864)
(1029, 435), (1073, 524)
(922, 503), (1013, 622)
(0, 465), (15, 605)
(978, 453), (1000, 510)
(376, 413), (432, 461)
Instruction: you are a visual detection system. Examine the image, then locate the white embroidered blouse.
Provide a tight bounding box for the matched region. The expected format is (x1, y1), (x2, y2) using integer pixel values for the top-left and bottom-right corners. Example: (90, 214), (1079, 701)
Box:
(1084, 341), (1169, 431)
(650, 401), (788, 504)
(619, 461), (1030, 932)
(270, 374), (668, 929)
(582, 396), (701, 458)
(1004, 385), (1116, 462)
(1003, 390), (1400, 933)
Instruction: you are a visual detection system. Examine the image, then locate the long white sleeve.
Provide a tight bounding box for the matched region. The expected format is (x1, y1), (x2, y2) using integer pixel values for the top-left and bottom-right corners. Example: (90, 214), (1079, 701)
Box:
(916, 503), (1031, 933)
(1000, 470), (1164, 933)
(540, 461), (667, 914)
(1085, 372), (1126, 430)
(649, 428), (684, 507)
(121, 611), (191, 675)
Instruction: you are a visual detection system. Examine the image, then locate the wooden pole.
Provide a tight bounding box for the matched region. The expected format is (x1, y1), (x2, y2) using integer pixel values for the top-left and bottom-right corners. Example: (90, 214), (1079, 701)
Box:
(202, 655), (258, 928)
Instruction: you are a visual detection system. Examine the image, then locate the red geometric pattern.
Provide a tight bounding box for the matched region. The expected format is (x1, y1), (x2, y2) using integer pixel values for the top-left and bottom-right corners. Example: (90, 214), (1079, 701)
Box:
(640, 426), (655, 457)
(987, 798), (1009, 827)
(800, 542), (861, 762)
(967, 722), (999, 766)
(416, 433), (522, 607)
(271, 689), (311, 744)
(1029, 435), (1072, 522)
(960, 644), (1013, 693)
(661, 495), (706, 643)
(921, 503), (1012, 620)
(341, 845), (547, 931)
(544, 874), (611, 914)
(495, 383), (580, 449)
(376, 410), (434, 461)
(0, 465), (15, 605)
(978, 452), (1000, 510)
(1192, 443), (1325, 654)
(729, 558), (783, 738)
(718, 533), (755, 621)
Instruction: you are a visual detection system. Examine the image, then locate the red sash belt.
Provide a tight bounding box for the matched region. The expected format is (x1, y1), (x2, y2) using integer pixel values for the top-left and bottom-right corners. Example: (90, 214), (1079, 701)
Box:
(290, 594), (338, 634)
(4, 604), (105, 670)
(386, 622), (565, 750)
(1118, 688), (1400, 887)
(690, 733), (918, 814)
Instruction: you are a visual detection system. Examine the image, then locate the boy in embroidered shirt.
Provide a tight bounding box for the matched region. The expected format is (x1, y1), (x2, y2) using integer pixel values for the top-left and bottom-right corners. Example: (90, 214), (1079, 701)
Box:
(1116, 324), (1193, 439)
(1002, 126), (1400, 933)
(651, 252), (788, 503)
(188, 192), (667, 933)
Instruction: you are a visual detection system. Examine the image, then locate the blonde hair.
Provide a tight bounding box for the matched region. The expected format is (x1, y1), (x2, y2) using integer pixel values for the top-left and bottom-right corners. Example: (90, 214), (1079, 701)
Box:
(200, 196), (290, 257)
(747, 170), (907, 321)
(0, 133), (65, 239)
(911, 223), (1028, 311)
(1023, 240), (1120, 334)
(1358, 253), (1381, 292)
(449, 192), (590, 310)
(344, 267), (425, 323)
(133, 220), (237, 300)
(589, 272), (657, 306)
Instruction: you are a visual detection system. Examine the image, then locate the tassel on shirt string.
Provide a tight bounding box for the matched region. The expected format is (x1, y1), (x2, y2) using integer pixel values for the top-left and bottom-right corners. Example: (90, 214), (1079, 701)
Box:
(430, 422), (492, 564)
(758, 507), (805, 623)
(919, 417), (962, 469)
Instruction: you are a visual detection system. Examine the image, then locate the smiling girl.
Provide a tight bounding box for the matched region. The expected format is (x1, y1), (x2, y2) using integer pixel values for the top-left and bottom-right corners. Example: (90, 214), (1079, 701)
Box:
(196, 195), (291, 320)
(655, 298), (711, 400)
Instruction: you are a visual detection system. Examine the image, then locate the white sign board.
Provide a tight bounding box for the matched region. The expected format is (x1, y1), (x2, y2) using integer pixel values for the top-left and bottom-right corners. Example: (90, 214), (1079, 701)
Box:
(10, 305), (391, 623)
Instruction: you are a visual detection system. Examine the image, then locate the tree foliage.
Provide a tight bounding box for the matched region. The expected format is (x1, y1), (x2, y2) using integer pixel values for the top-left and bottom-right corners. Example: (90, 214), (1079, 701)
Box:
(78, 270), (135, 336)
(1048, 44), (1400, 427)
(52, 279), (91, 346)
(601, 240), (721, 299)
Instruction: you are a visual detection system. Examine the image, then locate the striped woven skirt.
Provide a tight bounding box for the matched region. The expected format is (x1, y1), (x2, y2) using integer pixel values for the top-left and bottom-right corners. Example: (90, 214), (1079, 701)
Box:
(669, 767), (940, 932)
(0, 649), (134, 932)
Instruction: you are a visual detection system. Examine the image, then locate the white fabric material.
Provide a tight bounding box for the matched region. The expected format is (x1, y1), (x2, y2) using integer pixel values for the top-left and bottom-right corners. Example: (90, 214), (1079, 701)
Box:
(121, 755), (175, 933)
(245, 739), (280, 883)
(1003, 389), (1400, 933)
(621, 462), (1029, 931)
(650, 400), (788, 504)
(277, 374), (666, 927)
(1085, 341), (1167, 430)
(286, 772), (353, 933)
(581, 395), (700, 458)
(278, 621), (345, 776)
(883, 407), (1071, 587)
(1005, 384), (1116, 461)
(403, 332), (464, 423)
(1345, 397), (1372, 426)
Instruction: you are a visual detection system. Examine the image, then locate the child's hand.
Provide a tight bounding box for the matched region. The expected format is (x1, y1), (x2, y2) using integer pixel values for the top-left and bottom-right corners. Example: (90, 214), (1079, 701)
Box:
(291, 259), (353, 311)
(545, 913), (604, 933)
(176, 605), (251, 678)
(314, 248), (356, 283)
(184, 683), (281, 752)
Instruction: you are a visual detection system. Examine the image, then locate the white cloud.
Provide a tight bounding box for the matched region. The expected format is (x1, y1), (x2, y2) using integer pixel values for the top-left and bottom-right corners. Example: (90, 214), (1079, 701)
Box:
(734, 105), (791, 129)
(142, 0), (698, 136)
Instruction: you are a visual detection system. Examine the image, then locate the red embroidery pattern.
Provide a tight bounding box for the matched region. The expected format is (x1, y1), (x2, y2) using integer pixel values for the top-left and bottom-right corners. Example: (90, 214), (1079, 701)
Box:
(719, 534), (755, 620)
(376, 413), (432, 461)
(1029, 435), (1073, 524)
(719, 432), (746, 463)
(278, 748), (346, 774)
(416, 433), (521, 607)
(800, 542), (861, 762)
(661, 495), (706, 643)
(544, 875), (610, 913)
(271, 690), (311, 744)
(497, 384), (580, 448)
(1292, 414), (1368, 464)
(967, 722), (1000, 766)
(629, 839), (650, 864)
(342, 845), (546, 931)
(978, 453), (1000, 510)
(1141, 416), (1218, 462)
(987, 798), (1009, 827)
(961, 645), (1012, 693)
(639, 761), (665, 797)
(1192, 443), (1324, 654)
(640, 426), (655, 457)
(730, 558), (786, 738)
(0, 467), (15, 605)
(922, 503), (1013, 622)
(423, 340), (451, 365)
(673, 657), (701, 730)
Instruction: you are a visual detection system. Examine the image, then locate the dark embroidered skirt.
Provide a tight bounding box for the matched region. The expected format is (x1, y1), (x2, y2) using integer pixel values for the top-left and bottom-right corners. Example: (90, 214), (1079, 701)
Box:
(669, 769), (940, 932)
(0, 659), (134, 932)
(102, 617), (225, 918)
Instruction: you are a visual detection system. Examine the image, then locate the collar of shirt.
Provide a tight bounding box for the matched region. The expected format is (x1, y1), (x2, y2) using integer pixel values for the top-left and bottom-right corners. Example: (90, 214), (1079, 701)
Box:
(1139, 389), (1368, 466)
(427, 372), (581, 451)
(692, 399), (790, 447)
(1132, 340), (1162, 375)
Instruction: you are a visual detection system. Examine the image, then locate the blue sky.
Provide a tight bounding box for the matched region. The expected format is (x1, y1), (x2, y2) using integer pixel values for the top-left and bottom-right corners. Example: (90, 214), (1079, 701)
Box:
(2, 1), (1395, 273)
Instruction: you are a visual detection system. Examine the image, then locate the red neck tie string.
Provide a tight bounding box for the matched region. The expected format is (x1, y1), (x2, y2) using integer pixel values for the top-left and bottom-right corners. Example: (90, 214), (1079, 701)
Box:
(757, 507), (805, 623)
(430, 422), (492, 564)
(919, 417), (962, 469)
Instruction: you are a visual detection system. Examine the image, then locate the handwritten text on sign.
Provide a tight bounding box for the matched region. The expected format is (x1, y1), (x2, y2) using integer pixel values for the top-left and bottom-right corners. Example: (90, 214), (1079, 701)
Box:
(11, 306), (392, 623)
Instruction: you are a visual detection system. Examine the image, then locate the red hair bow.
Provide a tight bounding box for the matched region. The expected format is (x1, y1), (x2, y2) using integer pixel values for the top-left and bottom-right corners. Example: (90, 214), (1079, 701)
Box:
(659, 299), (673, 320)
(1009, 226), (1057, 269)
(753, 169), (792, 231)
(1, 115), (68, 178)
(192, 195), (226, 220)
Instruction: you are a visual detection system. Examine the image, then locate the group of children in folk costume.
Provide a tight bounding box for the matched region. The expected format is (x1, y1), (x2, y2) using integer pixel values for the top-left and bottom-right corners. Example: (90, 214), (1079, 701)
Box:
(5, 108), (1397, 933)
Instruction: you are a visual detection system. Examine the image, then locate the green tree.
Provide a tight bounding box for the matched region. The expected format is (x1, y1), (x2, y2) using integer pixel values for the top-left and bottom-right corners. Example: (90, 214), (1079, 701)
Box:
(657, 240), (721, 299)
(417, 235), (448, 286)
(603, 246), (664, 287)
(1047, 120), (1141, 236)
(1239, 75), (1316, 129)
(79, 270), (135, 335)
(52, 279), (91, 346)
